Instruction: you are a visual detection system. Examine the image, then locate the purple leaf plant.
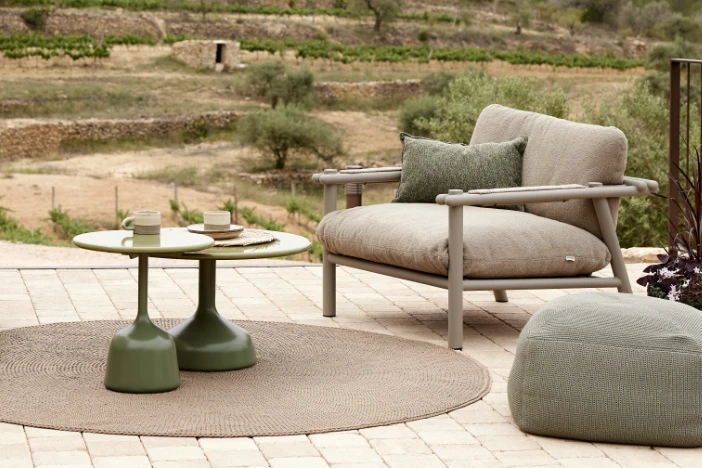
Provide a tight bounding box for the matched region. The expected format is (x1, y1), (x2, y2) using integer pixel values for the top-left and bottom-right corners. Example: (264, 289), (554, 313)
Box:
(637, 144), (702, 303)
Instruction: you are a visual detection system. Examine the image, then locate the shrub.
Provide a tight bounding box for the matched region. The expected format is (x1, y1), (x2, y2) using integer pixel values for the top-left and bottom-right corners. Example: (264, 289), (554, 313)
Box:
(180, 203), (204, 224)
(183, 114), (210, 143)
(418, 28), (429, 42)
(20, 8), (50, 31)
(286, 197), (321, 223)
(398, 95), (440, 137)
(243, 60), (314, 109)
(661, 13), (702, 43)
(421, 70), (456, 96)
(169, 199), (180, 214)
(114, 208), (131, 229)
(48, 206), (95, 238)
(272, 67), (314, 109)
(218, 198), (237, 217)
(0, 199), (51, 245)
(645, 37), (696, 73)
(417, 69), (569, 143)
(239, 107), (343, 169)
(240, 207), (286, 231)
(308, 237), (323, 262)
(581, 80), (688, 248)
(619, 1), (670, 36)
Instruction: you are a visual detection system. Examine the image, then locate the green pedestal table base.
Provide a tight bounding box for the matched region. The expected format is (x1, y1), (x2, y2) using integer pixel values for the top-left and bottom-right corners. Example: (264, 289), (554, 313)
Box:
(169, 260), (257, 371)
(104, 255), (180, 393)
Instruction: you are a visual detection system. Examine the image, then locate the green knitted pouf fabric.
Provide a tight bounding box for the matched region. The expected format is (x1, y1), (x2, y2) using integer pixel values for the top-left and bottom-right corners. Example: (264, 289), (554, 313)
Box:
(508, 292), (702, 447)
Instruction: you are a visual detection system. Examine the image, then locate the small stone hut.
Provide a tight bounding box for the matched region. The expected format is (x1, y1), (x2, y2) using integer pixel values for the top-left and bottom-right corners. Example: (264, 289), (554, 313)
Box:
(171, 40), (241, 72)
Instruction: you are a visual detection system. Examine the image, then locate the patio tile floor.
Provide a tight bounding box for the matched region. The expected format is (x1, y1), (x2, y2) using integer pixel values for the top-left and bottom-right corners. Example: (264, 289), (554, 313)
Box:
(0, 263), (698, 467)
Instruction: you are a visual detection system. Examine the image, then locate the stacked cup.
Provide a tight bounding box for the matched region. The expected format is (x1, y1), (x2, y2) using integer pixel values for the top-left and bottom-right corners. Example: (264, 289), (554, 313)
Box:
(121, 211), (161, 235)
(204, 211), (232, 231)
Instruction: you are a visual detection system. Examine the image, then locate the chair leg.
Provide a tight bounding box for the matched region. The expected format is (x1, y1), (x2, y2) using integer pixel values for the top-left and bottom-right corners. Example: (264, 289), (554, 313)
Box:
(591, 196), (632, 294)
(448, 190), (464, 350)
(493, 290), (509, 303)
(321, 175), (339, 317)
(609, 245), (633, 294)
(323, 249), (337, 317)
(448, 282), (463, 350)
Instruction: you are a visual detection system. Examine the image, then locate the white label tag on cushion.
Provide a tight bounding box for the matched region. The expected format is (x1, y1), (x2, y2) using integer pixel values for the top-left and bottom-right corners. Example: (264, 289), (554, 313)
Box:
(566, 256), (575, 262)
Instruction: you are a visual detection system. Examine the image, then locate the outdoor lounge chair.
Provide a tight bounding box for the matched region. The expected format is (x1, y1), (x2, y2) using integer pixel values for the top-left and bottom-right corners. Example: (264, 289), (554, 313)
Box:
(312, 104), (659, 350)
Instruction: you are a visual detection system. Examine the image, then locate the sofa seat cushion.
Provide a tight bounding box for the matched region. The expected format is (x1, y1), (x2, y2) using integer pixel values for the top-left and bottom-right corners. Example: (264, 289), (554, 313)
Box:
(508, 292), (702, 447)
(316, 204), (611, 278)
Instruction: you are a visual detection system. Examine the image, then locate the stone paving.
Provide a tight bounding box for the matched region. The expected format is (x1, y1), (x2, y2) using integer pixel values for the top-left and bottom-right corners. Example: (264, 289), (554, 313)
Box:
(0, 262), (698, 468)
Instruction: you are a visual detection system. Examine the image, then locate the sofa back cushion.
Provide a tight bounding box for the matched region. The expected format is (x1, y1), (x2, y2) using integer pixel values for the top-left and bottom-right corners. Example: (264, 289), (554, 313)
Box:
(470, 104), (628, 239)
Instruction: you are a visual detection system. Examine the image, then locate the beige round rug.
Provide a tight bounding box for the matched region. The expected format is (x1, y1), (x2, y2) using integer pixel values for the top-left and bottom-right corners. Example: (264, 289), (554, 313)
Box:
(0, 319), (490, 437)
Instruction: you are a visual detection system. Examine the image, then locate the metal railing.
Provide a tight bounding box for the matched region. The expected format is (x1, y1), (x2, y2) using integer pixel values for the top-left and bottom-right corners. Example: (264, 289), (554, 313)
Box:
(669, 58), (702, 247)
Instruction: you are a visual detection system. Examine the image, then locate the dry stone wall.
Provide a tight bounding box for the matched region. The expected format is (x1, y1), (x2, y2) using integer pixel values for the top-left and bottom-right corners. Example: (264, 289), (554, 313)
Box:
(0, 111), (238, 160)
(45, 10), (160, 39)
(167, 16), (320, 41)
(313, 80), (422, 102)
(0, 8), (160, 38)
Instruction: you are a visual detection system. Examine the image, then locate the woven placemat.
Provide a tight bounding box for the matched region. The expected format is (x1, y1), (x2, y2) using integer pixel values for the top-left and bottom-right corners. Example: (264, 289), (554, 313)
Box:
(0, 320), (491, 437)
(214, 229), (276, 247)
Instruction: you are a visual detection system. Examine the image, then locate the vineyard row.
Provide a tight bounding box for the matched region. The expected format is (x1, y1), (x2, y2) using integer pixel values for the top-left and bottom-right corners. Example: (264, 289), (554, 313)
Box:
(240, 38), (644, 70)
(0, 0), (458, 23)
(0, 33), (644, 70)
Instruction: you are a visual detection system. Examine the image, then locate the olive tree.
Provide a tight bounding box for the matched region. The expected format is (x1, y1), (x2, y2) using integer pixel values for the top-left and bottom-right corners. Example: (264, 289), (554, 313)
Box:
(348, 0), (404, 32)
(414, 69), (569, 143)
(510, 0), (532, 35)
(554, 0), (626, 24)
(619, 1), (671, 36)
(662, 13), (702, 42)
(243, 61), (315, 109)
(239, 108), (343, 169)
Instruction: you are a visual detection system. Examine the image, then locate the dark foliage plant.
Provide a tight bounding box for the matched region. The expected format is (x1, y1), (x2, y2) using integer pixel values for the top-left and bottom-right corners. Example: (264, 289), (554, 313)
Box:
(638, 145), (702, 306)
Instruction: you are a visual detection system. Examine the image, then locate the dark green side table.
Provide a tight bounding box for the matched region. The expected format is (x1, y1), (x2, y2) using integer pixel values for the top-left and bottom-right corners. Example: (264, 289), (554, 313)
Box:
(72, 230), (214, 393)
(151, 228), (311, 372)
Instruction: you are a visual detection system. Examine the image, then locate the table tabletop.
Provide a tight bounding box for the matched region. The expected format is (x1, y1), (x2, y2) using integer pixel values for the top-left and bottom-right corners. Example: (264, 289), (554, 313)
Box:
(150, 228), (311, 260)
(73, 230), (214, 255)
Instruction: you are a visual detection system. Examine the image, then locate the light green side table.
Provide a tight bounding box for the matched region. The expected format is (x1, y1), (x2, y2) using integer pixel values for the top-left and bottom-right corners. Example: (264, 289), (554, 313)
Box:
(73, 230), (214, 393)
(152, 228), (311, 372)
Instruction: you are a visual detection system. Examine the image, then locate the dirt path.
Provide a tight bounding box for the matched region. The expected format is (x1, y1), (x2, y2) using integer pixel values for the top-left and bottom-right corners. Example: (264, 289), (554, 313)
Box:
(0, 173), (311, 237)
(1, 141), (248, 178)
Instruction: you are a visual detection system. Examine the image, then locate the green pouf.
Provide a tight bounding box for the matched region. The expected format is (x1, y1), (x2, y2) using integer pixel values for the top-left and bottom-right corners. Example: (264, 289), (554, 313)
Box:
(508, 292), (702, 447)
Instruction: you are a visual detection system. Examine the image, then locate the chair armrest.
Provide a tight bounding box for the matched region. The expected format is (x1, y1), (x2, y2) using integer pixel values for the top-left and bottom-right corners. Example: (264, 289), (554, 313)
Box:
(312, 167), (402, 185)
(468, 184), (585, 195)
(436, 177), (657, 206)
(623, 176), (659, 193)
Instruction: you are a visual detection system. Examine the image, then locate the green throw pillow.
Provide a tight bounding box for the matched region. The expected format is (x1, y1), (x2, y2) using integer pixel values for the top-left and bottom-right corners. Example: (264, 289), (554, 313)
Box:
(394, 133), (527, 211)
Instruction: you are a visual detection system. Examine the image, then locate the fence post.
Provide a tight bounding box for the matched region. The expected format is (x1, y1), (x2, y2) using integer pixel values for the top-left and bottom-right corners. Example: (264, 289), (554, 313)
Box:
(51, 186), (55, 210)
(115, 186), (119, 215)
(233, 184), (238, 224)
(345, 165), (363, 209)
(669, 59), (681, 250)
(291, 181), (296, 198)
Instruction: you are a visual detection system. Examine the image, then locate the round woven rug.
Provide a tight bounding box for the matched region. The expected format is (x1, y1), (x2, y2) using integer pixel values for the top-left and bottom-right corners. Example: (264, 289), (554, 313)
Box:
(0, 319), (490, 437)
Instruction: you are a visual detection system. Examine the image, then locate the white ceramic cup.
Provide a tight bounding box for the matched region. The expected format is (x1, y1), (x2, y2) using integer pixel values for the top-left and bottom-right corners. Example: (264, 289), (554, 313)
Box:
(204, 211), (231, 231)
(121, 210), (161, 235)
